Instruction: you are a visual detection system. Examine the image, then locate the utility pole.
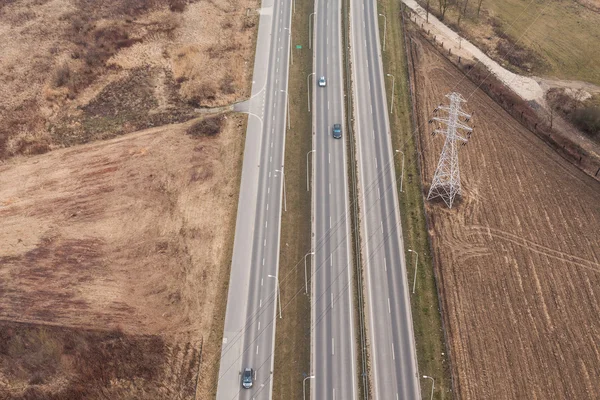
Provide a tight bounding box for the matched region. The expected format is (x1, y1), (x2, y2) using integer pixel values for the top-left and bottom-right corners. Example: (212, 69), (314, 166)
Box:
(427, 92), (473, 208)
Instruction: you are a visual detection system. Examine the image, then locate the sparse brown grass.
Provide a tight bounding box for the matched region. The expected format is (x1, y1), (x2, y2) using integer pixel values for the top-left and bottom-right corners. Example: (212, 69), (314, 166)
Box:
(0, 114), (246, 398)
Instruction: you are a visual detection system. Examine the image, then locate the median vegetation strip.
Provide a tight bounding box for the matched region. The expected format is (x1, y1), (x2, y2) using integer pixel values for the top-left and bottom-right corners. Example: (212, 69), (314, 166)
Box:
(378, 1), (453, 399)
(271, 0), (313, 398)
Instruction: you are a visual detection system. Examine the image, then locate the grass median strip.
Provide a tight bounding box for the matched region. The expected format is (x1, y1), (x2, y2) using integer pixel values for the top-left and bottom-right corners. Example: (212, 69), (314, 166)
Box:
(378, 1), (453, 399)
(271, 0), (313, 398)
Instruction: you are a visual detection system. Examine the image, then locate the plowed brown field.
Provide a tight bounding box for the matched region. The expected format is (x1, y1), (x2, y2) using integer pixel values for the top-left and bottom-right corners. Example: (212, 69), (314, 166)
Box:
(412, 35), (600, 399)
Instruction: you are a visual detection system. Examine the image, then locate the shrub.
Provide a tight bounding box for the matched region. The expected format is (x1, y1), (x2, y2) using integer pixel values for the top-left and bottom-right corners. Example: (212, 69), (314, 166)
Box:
(187, 115), (224, 137)
(572, 107), (600, 138)
(53, 64), (71, 87)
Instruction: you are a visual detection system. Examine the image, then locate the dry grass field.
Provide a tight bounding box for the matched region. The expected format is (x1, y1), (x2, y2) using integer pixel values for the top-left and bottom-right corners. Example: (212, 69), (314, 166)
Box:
(0, 115), (245, 399)
(0, 0), (258, 159)
(412, 35), (600, 399)
(417, 0), (600, 86)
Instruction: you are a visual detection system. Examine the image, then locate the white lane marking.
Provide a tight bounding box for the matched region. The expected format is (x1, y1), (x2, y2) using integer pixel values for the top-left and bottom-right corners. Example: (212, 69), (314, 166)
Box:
(329, 183), (331, 194)
(327, 37), (329, 44)
(271, 141), (273, 148)
(378, 187), (381, 199)
(372, 130), (375, 139)
(384, 257), (387, 271)
(256, 345), (259, 354)
(265, 220), (268, 228)
(329, 153), (331, 164)
(270, 156), (272, 163)
(375, 157), (378, 169)
(388, 298), (391, 313)
(328, 101), (330, 110)
(267, 203), (269, 211)
(276, 67), (279, 73)
(330, 256), (333, 266)
(263, 258), (265, 266)
(330, 216), (332, 228)
(392, 342), (395, 360)
(332, 338), (335, 355)
(269, 171), (271, 178)
(381, 221), (384, 234)
(327, 56), (329, 65)
(273, 115), (276, 121)
(258, 321), (261, 330)
(264, 239), (266, 247)
(268, 187), (270, 194)
(333, 389), (336, 400)
(261, 278), (263, 286)
(370, 104), (373, 114)
(260, 299), (262, 307)
(331, 293), (334, 309)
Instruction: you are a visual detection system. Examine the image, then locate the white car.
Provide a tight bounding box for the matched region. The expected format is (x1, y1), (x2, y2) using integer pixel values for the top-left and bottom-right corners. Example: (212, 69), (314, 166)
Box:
(318, 76), (327, 87)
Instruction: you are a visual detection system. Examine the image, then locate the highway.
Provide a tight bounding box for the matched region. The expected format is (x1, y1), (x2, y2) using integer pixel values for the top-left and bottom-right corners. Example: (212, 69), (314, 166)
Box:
(310, 0), (358, 397)
(215, 0), (292, 397)
(350, 0), (421, 398)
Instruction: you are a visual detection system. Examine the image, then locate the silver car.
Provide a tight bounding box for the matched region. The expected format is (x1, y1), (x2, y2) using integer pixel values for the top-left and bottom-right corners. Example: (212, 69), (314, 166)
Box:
(318, 76), (327, 87)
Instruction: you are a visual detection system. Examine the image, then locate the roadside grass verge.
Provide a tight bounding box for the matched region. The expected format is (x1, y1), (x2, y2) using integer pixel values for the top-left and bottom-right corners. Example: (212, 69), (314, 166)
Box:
(271, 0), (313, 398)
(378, 1), (453, 399)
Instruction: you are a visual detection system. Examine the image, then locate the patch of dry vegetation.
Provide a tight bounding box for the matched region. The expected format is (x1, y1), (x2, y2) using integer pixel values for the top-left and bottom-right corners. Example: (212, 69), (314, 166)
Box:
(547, 89), (600, 142)
(0, 114), (246, 398)
(0, 0), (258, 158)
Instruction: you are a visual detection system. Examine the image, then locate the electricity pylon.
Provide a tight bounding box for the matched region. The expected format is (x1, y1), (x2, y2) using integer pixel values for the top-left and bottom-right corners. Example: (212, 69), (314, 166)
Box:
(427, 92), (473, 209)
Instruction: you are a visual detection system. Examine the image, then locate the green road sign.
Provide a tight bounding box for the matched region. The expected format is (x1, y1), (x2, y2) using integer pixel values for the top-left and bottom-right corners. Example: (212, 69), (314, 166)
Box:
(296, 45), (302, 49)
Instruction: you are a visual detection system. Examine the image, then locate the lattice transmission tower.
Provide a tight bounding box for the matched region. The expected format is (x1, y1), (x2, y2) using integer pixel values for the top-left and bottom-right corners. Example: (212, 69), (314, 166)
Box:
(427, 92), (473, 209)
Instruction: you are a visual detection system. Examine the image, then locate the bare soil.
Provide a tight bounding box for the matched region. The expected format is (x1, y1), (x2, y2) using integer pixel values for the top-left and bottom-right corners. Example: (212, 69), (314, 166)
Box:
(0, 114), (245, 399)
(0, 0), (258, 158)
(412, 34), (600, 399)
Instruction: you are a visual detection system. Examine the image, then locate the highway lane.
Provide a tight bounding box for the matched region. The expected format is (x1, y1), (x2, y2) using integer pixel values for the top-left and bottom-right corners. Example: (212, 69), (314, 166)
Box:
(350, 0), (421, 398)
(311, 0), (358, 398)
(216, 0), (292, 397)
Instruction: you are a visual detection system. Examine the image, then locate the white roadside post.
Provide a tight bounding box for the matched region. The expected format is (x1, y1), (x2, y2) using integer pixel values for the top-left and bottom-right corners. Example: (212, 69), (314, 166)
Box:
(408, 249), (419, 294)
(268, 274), (282, 318)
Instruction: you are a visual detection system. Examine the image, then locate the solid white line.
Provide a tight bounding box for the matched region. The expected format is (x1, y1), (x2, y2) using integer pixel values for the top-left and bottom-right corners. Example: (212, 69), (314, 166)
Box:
(388, 298), (391, 313)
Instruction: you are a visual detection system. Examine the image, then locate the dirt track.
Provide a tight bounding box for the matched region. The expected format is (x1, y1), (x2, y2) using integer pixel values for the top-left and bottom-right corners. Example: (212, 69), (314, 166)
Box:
(412, 35), (600, 399)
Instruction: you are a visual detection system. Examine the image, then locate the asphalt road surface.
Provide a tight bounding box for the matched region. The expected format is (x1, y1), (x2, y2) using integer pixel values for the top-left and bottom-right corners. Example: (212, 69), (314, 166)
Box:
(216, 0), (292, 397)
(350, 0), (421, 398)
(310, 0), (358, 397)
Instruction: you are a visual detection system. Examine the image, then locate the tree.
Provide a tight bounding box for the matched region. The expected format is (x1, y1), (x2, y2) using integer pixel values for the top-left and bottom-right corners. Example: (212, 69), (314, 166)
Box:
(458, 0), (469, 27)
(477, 0), (484, 16)
(438, 0), (449, 20)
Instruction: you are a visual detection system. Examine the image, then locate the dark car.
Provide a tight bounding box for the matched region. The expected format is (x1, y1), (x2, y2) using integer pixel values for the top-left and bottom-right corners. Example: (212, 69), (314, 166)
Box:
(242, 368), (254, 389)
(332, 123), (342, 139)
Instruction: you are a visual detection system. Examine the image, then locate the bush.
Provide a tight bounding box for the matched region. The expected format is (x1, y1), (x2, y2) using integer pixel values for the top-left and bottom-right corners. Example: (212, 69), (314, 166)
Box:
(187, 115), (224, 137)
(53, 64), (71, 87)
(572, 107), (600, 138)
